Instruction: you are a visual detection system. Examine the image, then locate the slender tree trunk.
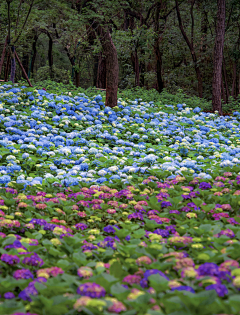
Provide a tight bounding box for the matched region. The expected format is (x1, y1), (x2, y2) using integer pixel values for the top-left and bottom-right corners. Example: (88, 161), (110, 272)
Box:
(154, 0), (164, 93)
(96, 52), (106, 89)
(134, 48), (140, 86)
(140, 59), (145, 87)
(212, 0), (225, 114)
(221, 74), (226, 103)
(238, 71), (240, 96)
(96, 25), (119, 107)
(47, 32), (53, 78)
(231, 61), (237, 97)
(10, 46), (16, 83)
(175, 0), (203, 97)
(223, 57), (229, 102)
(200, 10), (208, 53)
(22, 52), (29, 78)
(5, 53), (10, 81)
(131, 49), (140, 86)
(93, 55), (99, 87)
(75, 70), (80, 87)
(31, 34), (38, 75)
(154, 43), (164, 93)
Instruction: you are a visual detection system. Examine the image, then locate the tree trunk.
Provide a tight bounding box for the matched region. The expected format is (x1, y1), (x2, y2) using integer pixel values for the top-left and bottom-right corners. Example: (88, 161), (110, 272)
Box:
(96, 25), (119, 108)
(31, 34), (38, 76)
(154, 0), (164, 93)
(212, 0), (225, 114)
(140, 59), (145, 87)
(75, 70), (80, 87)
(221, 74), (226, 103)
(96, 52), (106, 89)
(222, 57), (229, 102)
(47, 32), (53, 78)
(10, 46), (16, 83)
(238, 71), (240, 96)
(5, 53), (10, 81)
(93, 55), (99, 87)
(134, 48), (140, 86)
(200, 10), (208, 53)
(175, 0), (203, 98)
(231, 61), (237, 98)
(22, 52), (29, 78)
(154, 42), (164, 93)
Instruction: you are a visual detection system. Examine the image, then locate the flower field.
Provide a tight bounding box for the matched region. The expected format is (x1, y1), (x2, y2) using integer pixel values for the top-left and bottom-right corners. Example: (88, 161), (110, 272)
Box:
(0, 83), (240, 315)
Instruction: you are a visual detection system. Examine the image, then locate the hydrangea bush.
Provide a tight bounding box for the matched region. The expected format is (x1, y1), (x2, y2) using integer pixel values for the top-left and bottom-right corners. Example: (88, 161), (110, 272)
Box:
(0, 83), (240, 314)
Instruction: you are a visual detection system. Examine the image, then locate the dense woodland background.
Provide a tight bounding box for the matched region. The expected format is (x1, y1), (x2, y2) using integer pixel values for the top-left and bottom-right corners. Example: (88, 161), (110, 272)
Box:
(0, 0), (240, 109)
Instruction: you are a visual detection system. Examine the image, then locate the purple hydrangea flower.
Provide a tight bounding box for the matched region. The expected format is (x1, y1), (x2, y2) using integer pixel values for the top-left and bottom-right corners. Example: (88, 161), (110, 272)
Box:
(4, 292), (15, 299)
(197, 263), (219, 277)
(103, 225), (120, 233)
(128, 213), (144, 220)
(77, 282), (106, 298)
(171, 285), (195, 293)
(13, 269), (34, 280)
(75, 223), (88, 230)
(22, 253), (44, 267)
(18, 278), (47, 301)
(199, 182), (212, 190)
(161, 201), (172, 208)
(169, 210), (180, 214)
(153, 229), (169, 238)
(1, 253), (19, 265)
(205, 284), (228, 297)
(144, 269), (169, 281)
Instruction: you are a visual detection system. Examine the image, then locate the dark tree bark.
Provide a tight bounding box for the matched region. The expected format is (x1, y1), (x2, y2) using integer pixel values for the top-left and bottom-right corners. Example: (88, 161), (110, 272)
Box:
(140, 59), (145, 87)
(223, 56), (229, 103)
(231, 61), (237, 98)
(96, 52), (106, 89)
(31, 35), (38, 75)
(154, 0), (164, 93)
(75, 70), (80, 87)
(5, 53), (10, 82)
(175, 0), (203, 98)
(93, 55), (99, 87)
(131, 48), (140, 86)
(10, 46), (16, 83)
(238, 71), (240, 96)
(22, 51), (29, 78)
(95, 25), (119, 108)
(200, 9), (208, 53)
(47, 32), (53, 78)
(86, 24), (99, 88)
(212, 0), (226, 114)
(221, 74), (226, 103)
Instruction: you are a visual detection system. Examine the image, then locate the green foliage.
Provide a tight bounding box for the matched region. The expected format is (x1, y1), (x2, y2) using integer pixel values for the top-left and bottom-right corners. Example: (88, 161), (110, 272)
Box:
(33, 66), (71, 84)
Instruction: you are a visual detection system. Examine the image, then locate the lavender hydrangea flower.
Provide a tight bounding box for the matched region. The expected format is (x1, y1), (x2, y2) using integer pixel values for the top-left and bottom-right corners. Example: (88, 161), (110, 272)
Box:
(206, 284), (228, 297)
(4, 292), (15, 299)
(13, 269), (34, 280)
(199, 182), (212, 190)
(22, 253), (44, 267)
(171, 285), (195, 293)
(75, 223), (88, 230)
(197, 263), (219, 277)
(1, 253), (19, 265)
(103, 225), (120, 233)
(77, 282), (106, 298)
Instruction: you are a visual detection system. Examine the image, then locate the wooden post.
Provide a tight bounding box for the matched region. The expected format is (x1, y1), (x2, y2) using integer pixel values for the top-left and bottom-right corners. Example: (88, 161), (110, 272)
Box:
(0, 36), (8, 76)
(15, 51), (32, 87)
